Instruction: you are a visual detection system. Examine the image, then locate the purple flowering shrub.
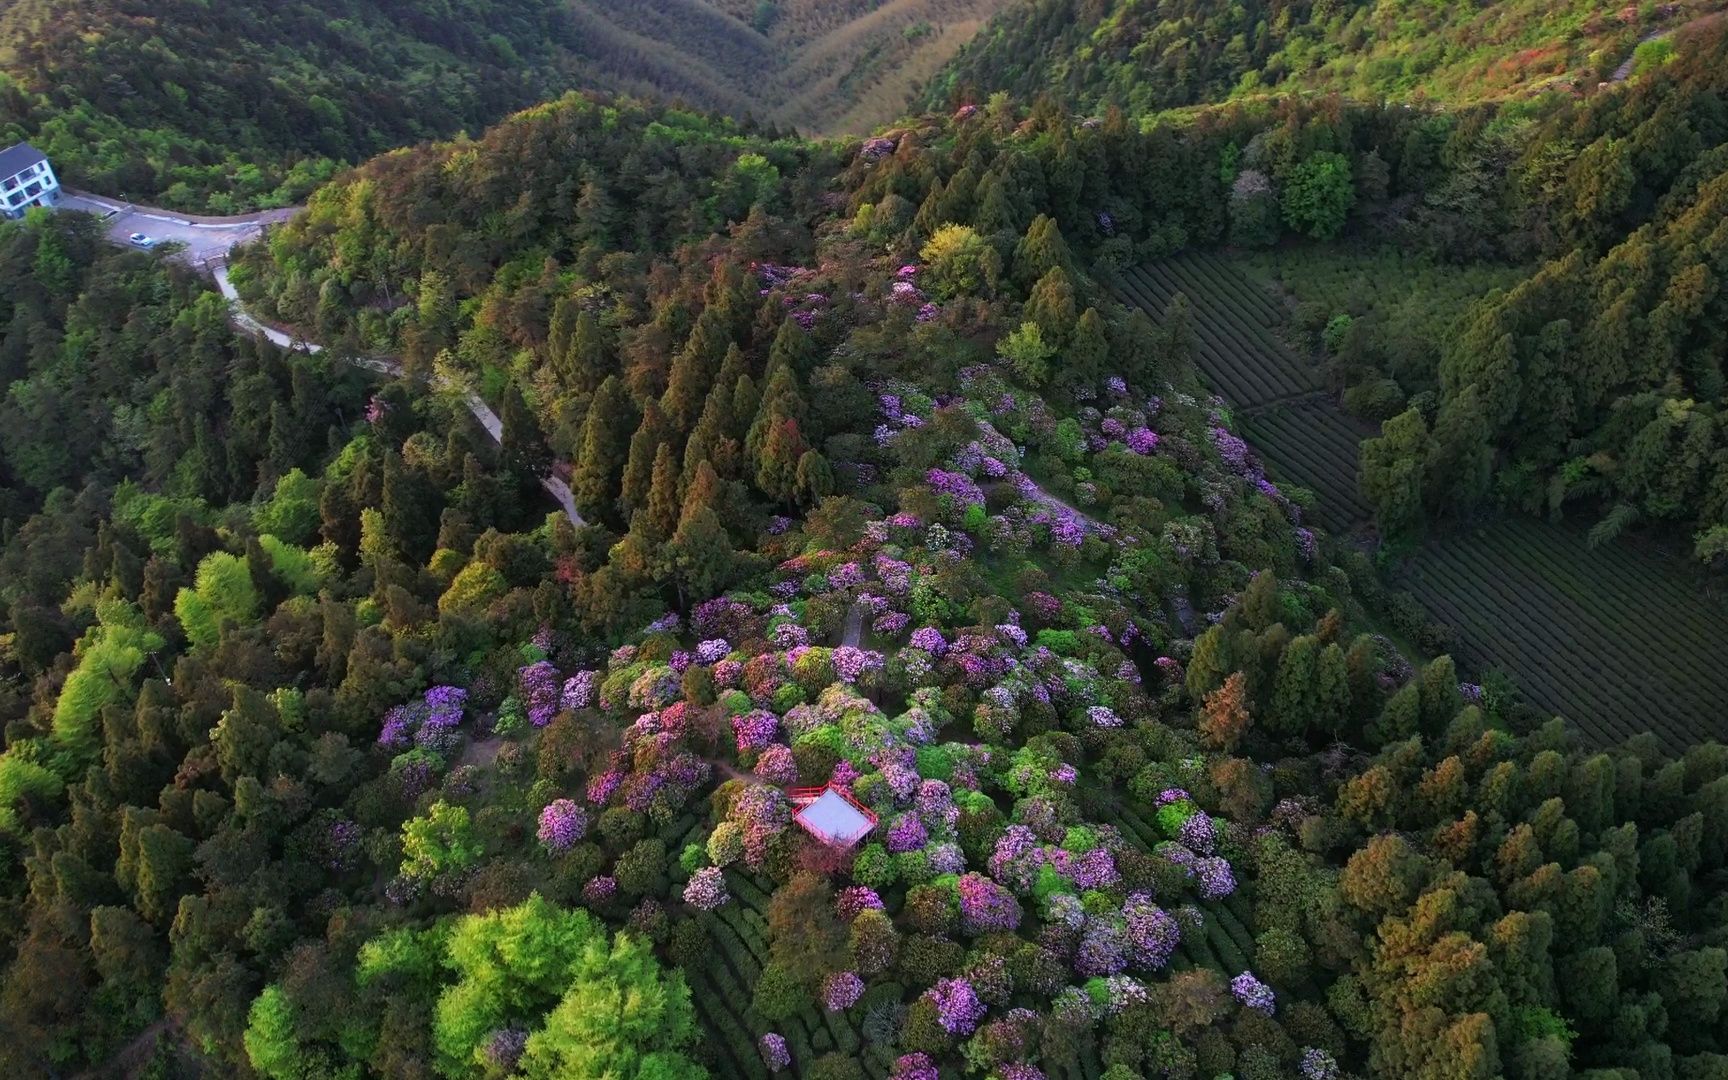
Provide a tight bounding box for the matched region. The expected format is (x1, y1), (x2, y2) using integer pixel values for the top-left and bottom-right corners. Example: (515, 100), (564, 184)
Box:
(759, 1033), (790, 1071)
(536, 799), (588, 853)
(683, 866), (729, 911)
(821, 970), (865, 1011)
(925, 977), (986, 1035)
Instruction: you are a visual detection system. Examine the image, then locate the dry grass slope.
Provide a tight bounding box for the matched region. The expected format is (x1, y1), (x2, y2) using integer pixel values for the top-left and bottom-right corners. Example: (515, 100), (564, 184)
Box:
(569, 0), (1016, 134)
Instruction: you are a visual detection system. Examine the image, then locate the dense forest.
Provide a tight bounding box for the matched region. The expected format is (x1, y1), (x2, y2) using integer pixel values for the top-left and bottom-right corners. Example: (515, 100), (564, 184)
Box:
(924, 0), (1718, 117)
(2, 2), (1728, 1079)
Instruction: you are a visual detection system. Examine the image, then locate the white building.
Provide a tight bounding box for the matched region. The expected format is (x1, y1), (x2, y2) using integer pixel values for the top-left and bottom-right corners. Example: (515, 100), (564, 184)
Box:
(0, 143), (59, 219)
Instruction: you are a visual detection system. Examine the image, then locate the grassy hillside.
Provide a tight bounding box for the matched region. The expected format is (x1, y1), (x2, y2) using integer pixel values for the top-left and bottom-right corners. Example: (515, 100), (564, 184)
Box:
(926, 0), (1727, 115)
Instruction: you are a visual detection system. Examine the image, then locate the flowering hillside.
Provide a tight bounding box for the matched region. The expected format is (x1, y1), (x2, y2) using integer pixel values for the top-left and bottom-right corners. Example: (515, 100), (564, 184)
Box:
(5, 81), (1728, 1080)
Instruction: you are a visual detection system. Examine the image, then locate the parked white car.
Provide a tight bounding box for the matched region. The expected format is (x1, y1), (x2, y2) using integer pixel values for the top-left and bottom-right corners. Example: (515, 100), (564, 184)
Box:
(128, 232), (156, 248)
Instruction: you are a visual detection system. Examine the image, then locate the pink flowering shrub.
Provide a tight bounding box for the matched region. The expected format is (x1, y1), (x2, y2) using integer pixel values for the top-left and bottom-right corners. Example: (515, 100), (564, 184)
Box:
(957, 872), (1022, 935)
(754, 744), (798, 784)
(732, 709), (780, 753)
(925, 977), (986, 1035)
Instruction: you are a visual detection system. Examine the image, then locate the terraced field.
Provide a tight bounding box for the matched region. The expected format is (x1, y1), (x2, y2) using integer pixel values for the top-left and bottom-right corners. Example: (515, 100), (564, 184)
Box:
(1240, 401), (1376, 532)
(1118, 252), (1372, 532)
(1117, 255), (1319, 406)
(1394, 517), (1728, 750)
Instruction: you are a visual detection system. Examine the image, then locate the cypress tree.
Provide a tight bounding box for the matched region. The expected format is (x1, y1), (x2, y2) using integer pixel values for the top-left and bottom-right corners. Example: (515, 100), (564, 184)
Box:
(566, 309), (612, 394)
(1270, 634), (1321, 735)
(794, 449), (834, 507)
(767, 316), (816, 378)
(571, 376), (635, 524)
(662, 308), (730, 430)
(1012, 214), (1073, 291)
(1065, 307), (1109, 388)
(619, 400), (670, 517)
(500, 382), (552, 479)
(1025, 265), (1078, 343)
(645, 443), (681, 541)
(756, 417), (807, 504)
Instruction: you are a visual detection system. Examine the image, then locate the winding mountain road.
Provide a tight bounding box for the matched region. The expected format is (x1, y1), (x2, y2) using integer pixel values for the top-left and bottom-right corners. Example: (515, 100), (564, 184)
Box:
(74, 198), (587, 527)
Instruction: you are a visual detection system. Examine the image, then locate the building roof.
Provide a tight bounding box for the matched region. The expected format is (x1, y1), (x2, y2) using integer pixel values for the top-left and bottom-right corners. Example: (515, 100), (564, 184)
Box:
(0, 143), (46, 180)
(793, 787), (877, 848)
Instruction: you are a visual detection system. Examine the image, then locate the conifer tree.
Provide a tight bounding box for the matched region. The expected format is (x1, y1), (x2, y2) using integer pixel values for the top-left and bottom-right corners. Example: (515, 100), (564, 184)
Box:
(1012, 214), (1073, 291)
(571, 376), (636, 524)
(1200, 671), (1252, 752)
(1270, 634), (1321, 735)
(1025, 265), (1078, 343)
(1064, 307), (1109, 388)
(662, 308), (730, 430)
(794, 449), (834, 508)
(756, 417), (808, 505)
(767, 316), (815, 379)
(972, 170), (1019, 237)
(645, 443), (681, 541)
(729, 374), (759, 441)
(619, 400), (670, 517)
(500, 382), (552, 479)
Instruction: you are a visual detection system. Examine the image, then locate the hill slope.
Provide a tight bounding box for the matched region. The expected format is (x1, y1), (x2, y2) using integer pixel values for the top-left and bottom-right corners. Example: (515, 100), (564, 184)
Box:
(0, 0), (1014, 212)
(925, 0), (1726, 115)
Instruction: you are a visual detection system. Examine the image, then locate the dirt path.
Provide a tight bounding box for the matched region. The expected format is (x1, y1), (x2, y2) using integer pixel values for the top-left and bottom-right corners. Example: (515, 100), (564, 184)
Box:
(74, 1018), (173, 1079)
(1022, 476), (1106, 536)
(840, 602), (866, 648)
(1609, 10), (1726, 81)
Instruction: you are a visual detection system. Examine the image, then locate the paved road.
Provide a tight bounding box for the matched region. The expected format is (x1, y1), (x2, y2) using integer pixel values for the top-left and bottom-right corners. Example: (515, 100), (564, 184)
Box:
(212, 267), (584, 527)
(59, 191), (293, 264)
